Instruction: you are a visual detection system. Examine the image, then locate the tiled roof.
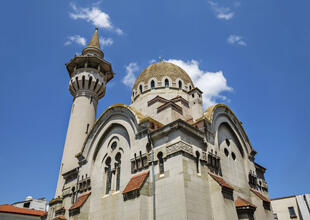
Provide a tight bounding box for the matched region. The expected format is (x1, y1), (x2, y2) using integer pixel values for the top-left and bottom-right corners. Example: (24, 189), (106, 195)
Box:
(235, 197), (257, 208)
(208, 172), (234, 190)
(122, 170), (150, 194)
(0, 204), (46, 216)
(69, 192), (91, 211)
(53, 215), (66, 220)
(250, 189), (270, 202)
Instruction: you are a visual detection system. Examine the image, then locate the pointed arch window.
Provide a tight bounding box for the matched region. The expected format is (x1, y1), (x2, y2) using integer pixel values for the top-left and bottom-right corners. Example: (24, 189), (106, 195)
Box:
(151, 80), (155, 90)
(178, 81), (182, 89)
(105, 157), (112, 194)
(157, 152), (164, 175)
(139, 85), (143, 93)
(196, 151), (200, 174)
(115, 153), (121, 191)
(165, 79), (169, 88)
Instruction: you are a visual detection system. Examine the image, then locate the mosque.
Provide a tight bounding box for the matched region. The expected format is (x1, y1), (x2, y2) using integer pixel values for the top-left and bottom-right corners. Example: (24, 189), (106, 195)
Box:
(45, 29), (274, 220)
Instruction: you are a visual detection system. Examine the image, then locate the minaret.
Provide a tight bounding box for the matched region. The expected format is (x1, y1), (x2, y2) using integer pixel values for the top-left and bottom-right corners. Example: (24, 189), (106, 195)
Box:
(55, 28), (113, 196)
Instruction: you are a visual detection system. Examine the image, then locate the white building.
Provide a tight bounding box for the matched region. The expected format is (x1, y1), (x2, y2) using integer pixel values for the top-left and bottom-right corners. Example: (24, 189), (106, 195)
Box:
(46, 28), (274, 220)
(12, 196), (47, 212)
(0, 196), (47, 220)
(271, 194), (310, 220)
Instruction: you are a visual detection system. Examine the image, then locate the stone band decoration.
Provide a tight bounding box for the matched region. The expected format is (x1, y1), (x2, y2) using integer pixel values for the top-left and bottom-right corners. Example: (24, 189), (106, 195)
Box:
(166, 141), (193, 156)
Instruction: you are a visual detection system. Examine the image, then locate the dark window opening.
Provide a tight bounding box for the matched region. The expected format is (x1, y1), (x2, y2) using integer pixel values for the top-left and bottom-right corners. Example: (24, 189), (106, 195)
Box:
(111, 142), (117, 150)
(192, 94), (195, 98)
(115, 153), (121, 191)
(196, 151), (200, 173)
(86, 124), (89, 134)
(189, 85), (192, 90)
(288, 207), (297, 218)
(23, 202), (30, 208)
(105, 157), (112, 194)
(226, 139), (230, 146)
(75, 77), (80, 89)
(139, 85), (143, 93)
(157, 152), (164, 175)
(82, 76), (85, 89)
(224, 148), (229, 157)
(231, 152), (236, 160)
(165, 79), (169, 88)
(178, 81), (182, 89)
(88, 76), (92, 89)
(93, 79), (99, 91)
(151, 80), (155, 89)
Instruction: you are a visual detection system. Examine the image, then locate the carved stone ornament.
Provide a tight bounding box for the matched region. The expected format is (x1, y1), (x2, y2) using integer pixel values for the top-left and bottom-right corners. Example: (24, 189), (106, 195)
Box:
(166, 141), (193, 156)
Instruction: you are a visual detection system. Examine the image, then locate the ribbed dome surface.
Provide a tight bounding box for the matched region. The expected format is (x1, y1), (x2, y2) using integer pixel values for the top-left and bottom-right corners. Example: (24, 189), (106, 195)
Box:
(132, 62), (194, 91)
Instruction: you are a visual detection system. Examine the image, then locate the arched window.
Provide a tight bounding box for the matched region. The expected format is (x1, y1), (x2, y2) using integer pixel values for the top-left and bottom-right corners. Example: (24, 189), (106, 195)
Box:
(139, 85), (143, 93)
(71, 187), (76, 204)
(165, 79), (169, 88)
(196, 151), (200, 174)
(82, 76), (85, 88)
(178, 81), (182, 89)
(105, 157), (112, 194)
(224, 148), (229, 157)
(151, 80), (155, 89)
(115, 153), (121, 191)
(226, 139), (230, 146)
(157, 152), (164, 175)
(189, 85), (192, 90)
(231, 152), (236, 160)
(111, 141), (117, 150)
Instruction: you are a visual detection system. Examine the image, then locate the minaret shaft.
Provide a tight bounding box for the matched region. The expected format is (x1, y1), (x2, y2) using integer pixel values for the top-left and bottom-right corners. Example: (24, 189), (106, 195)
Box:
(54, 28), (113, 198)
(55, 95), (96, 196)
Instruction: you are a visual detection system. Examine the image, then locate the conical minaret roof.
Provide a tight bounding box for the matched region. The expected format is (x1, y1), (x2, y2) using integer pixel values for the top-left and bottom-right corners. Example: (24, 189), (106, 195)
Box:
(87, 28), (100, 49)
(66, 28), (113, 82)
(82, 28), (104, 58)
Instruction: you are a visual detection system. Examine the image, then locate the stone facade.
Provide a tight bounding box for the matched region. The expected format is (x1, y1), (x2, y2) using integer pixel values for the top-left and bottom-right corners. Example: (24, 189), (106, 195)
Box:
(46, 29), (274, 220)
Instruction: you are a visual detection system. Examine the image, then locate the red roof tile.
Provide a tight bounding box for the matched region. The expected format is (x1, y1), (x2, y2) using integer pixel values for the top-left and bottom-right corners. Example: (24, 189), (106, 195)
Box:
(250, 189), (270, 202)
(0, 204), (46, 216)
(235, 197), (257, 208)
(53, 215), (66, 220)
(69, 192), (91, 211)
(122, 170), (150, 194)
(208, 172), (234, 190)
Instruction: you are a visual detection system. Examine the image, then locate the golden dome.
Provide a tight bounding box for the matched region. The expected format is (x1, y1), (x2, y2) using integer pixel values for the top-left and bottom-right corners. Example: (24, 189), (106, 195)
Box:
(132, 62), (194, 91)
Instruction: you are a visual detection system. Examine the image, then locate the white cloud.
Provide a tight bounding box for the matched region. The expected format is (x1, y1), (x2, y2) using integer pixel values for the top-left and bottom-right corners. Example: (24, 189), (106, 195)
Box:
(166, 59), (233, 107)
(227, 34), (247, 46)
(115, 28), (123, 35)
(208, 1), (234, 20)
(64, 35), (86, 46)
(122, 63), (139, 87)
(99, 37), (113, 46)
(69, 3), (123, 35)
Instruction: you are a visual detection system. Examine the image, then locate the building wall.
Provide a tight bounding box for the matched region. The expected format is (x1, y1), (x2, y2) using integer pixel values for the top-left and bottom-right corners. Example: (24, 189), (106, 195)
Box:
(296, 194), (310, 219)
(0, 213), (40, 220)
(48, 105), (273, 220)
(13, 199), (46, 211)
(272, 194), (310, 220)
(271, 196), (300, 220)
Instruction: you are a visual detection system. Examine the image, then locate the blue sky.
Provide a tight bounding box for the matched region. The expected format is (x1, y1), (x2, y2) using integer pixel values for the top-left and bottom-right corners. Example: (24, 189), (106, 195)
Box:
(0, 0), (309, 204)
